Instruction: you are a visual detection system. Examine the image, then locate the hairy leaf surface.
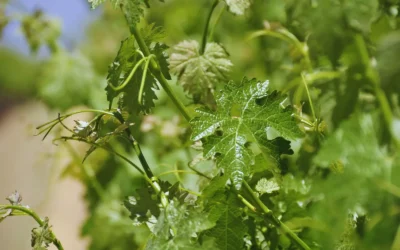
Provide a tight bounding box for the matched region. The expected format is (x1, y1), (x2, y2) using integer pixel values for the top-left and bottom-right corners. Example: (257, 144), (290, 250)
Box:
(225, 0), (251, 15)
(191, 78), (302, 189)
(169, 40), (232, 104)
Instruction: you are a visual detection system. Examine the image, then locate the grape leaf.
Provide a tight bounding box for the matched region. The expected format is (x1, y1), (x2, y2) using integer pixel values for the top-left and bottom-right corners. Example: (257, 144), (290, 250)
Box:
(225, 0), (251, 15)
(145, 199), (216, 250)
(106, 36), (159, 115)
(190, 78), (302, 189)
(168, 40), (232, 104)
(204, 191), (248, 250)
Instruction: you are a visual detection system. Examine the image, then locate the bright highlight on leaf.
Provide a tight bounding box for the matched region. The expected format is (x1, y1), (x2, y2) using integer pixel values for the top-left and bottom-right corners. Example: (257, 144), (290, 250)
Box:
(256, 178), (280, 194)
(191, 78), (302, 189)
(225, 0), (251, 15)
(169, 40), (232, 104)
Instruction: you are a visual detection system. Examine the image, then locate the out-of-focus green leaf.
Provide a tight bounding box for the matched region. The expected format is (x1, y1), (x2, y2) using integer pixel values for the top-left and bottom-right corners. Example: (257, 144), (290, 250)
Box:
(38, 51), (104, 110)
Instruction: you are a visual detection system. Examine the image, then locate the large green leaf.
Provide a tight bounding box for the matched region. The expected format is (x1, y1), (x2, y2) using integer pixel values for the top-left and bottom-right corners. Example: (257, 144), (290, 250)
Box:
(169, 40), (232, 104)
(204, 191), (248, 250)
(191, 78), (302, 189)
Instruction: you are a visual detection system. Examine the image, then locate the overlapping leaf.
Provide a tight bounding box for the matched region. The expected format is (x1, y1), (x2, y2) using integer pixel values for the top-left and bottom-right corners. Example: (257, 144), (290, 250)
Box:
(168, 40), (232, 104)
(191, 78), (302, 189)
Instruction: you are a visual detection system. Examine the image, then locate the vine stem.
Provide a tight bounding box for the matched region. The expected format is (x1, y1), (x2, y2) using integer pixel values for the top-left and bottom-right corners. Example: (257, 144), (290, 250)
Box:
(353, 34), (398, 148)
(64, 142), (106, 200)
(243, 181), (311, 250)
(112, 111), (154, 178)
(0, 205), (64, 250)
(200, 0), (220, 54)
(128, 23), (192, 122)
(208, 3), (225, 42)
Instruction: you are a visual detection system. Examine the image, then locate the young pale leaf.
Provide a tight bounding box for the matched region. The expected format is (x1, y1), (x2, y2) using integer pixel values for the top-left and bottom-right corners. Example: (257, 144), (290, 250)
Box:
(88, 0), (164, 27)
(255, 178), (280, 194)
(191, 78), (302, 189)
(168, 40), (232, 104)
(31, 217), (54, 250)
(225, 0), (251, 15)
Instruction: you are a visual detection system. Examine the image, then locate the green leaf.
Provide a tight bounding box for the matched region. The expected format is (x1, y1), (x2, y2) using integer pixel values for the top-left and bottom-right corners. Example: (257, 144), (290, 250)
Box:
(204, 191), (248, 250)
(31, 217), (54, 250)
(224, 0), (251, 15)
(38, 51), (103, 110)
(168, 40), (233, 104)
(190, 78), (302, 189)
(255, 178), (280, 194)
(88, 0), (105, 9)
(311, 114), (394, 247)
(21, 10), (60, 53)
(106, 36), (159, 115)
(151, 43), (172, 80)
(145, 199), (216, 250)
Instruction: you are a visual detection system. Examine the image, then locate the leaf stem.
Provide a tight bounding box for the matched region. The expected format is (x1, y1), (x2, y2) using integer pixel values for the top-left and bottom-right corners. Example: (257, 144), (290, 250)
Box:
(112, 111), (154, 178)
(208, 3), (225, 42)
(242, 181), (311, 250)
(107, 56), (148, 91)
(128, 23), (192, 121)
(0, 205), (64, 250)
(64, 142), (106, 200)
(138, 55), (155, 105)
(200, 0), (220, 54)
(56, 137), (145, 175)
(301, 73), (317, 122)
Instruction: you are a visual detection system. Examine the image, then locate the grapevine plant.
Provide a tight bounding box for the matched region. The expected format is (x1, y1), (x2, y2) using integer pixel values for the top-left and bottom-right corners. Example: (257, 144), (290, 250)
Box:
(1, 0), (400, 249)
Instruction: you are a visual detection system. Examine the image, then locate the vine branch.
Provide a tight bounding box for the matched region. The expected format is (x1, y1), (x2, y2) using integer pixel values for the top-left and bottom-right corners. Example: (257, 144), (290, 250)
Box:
(0, 205), (64, 250)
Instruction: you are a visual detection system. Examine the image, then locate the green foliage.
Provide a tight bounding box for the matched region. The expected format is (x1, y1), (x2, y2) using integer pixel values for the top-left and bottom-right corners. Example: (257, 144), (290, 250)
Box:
(169, 40), (232, 104)
(224, 0), (251, 15)
(1, 0), (400, 249)
(204, 191), (248, 250)
(106, 36), (158, 115)
(38, 51), (104, 110)
(191, 78), (302, 189)
(31, 218), (54, 250)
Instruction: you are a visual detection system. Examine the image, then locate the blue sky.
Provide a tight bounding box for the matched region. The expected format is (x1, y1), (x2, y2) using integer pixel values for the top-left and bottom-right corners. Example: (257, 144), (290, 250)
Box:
(2, 0), (100, 56)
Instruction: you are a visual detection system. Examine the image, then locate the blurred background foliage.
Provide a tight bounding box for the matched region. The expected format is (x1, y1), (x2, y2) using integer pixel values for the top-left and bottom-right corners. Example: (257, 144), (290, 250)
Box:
(0, 0), (400, 249)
